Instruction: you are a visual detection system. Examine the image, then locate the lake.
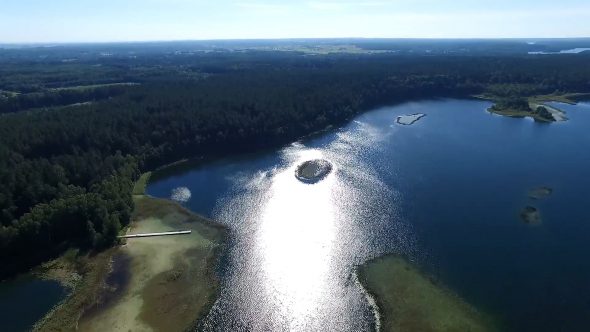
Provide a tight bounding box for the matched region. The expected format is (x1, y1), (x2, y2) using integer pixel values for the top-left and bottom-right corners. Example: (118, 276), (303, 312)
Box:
(147, 99), (590, 331)
(0, 276), (68, 331)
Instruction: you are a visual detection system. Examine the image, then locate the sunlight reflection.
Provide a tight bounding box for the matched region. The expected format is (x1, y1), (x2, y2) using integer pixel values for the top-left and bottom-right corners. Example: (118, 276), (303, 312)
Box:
(258, 150), (337, 328)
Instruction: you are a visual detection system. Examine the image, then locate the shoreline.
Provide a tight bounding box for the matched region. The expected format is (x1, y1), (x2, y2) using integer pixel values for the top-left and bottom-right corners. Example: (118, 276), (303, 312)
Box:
(353, 267), (382, 332)
(142, 97), (477, 182)
(33, 173), (228, 331)
(486, 107), (556, 122)
(32, 249), (118, 331)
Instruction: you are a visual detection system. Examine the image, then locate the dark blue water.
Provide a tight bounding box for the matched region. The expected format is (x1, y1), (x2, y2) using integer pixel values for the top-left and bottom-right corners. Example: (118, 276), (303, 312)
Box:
(147, 99), (590, 331)
(0, 276), (68, 331)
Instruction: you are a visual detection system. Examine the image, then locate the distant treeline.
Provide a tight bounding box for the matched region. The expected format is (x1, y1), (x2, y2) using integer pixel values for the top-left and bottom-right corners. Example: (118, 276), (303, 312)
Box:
(0, 85), (128, 113)
(1, 51), (589, 278)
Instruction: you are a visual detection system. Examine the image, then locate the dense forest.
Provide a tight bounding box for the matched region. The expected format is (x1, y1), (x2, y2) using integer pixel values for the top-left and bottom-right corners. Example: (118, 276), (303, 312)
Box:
(1, 44), (590, 278)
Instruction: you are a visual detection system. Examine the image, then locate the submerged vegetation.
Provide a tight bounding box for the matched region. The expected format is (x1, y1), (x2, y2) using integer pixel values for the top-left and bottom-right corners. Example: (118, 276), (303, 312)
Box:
(1, 43), (590, 279)
(359, 255), (497, 332)
(34, 175), (226, 331)
(77, 195), (225, 331)
(520, 206), (542, 225)
(518, 186), (553, 225)
(528, 186), (553, 200)
(32, 249), (116, 331)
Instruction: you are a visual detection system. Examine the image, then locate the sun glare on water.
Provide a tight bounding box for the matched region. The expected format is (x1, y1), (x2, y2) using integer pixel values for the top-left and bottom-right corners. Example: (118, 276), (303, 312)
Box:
(203, 121), (408, 330)
(257, 149), (337, 328)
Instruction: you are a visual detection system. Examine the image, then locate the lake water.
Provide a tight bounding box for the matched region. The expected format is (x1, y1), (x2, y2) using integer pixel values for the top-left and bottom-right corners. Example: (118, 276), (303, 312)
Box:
(0, 276), (68, 331)
(147, 99), (590, 331)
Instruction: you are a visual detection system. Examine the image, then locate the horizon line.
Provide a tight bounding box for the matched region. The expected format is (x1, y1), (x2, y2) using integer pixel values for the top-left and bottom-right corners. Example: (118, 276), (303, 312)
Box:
(2, 36), (590, 46)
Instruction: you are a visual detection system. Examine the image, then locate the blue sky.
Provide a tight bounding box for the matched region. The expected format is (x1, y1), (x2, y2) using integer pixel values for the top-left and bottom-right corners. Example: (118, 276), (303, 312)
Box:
(1, 0), (589, 43)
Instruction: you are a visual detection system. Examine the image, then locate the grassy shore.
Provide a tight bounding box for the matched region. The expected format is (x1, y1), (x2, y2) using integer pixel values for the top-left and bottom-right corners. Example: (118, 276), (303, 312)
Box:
(132, 171), (152, 196)
(358, 255), (497, 332)
(34, 173), (226, 331)
(77, 196), (225, 331)
(32, 249), (116, 331)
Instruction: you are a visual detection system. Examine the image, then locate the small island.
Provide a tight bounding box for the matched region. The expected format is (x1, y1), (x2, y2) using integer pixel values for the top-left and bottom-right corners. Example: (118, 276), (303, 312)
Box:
(475, 88), (590, 123)
(520, 206), (541, 225)
(396, 113), (426, 125)
(487, 97), (566, 122)
(295, 159), (333, 183)
(528, 186), (553, 200)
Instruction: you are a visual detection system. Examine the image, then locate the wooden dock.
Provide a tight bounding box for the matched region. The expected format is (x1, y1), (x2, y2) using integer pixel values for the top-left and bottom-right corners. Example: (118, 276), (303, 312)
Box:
(118, 230), (191, 239)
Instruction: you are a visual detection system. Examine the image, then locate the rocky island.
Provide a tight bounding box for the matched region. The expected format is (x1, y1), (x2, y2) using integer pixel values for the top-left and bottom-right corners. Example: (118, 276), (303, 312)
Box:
(295, 159), (333, 183)
(396, 113), (426, 125)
